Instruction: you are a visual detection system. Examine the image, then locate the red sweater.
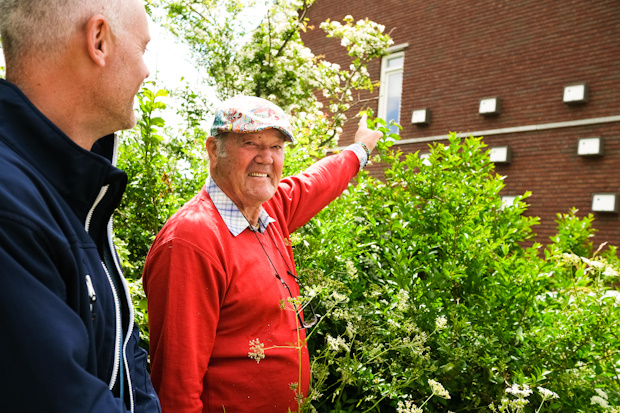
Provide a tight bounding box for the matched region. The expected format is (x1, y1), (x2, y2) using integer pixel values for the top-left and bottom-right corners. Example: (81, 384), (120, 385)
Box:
(143, 150), (360, 412)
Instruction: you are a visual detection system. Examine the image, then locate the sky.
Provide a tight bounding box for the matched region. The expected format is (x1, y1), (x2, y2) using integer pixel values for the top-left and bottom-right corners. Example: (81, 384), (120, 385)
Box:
(145, 9), (203, 90)
(145, 2), (270, 91)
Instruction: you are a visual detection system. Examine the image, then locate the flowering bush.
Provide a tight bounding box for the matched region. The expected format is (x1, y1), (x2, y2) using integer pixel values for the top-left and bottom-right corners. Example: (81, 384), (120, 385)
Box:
(489, 384), (559, 413)
(293, 136), (620, 411)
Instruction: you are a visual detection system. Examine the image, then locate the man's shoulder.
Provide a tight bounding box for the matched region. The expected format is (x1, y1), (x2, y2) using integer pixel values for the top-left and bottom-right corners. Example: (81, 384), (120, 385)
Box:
(0, 142), (51, 219)
(0, 143), (74, 258)
(154, 188), (225, 242)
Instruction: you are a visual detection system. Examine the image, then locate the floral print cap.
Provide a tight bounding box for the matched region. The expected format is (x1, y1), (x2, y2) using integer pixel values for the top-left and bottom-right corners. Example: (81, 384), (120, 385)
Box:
(209, 95), (295, 143)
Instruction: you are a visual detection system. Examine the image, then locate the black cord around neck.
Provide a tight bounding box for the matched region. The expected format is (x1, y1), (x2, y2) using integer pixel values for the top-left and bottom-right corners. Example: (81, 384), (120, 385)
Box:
(243, 215), (293, 293)
(242, 214), (319, 330)
(264, 224), (297, 280)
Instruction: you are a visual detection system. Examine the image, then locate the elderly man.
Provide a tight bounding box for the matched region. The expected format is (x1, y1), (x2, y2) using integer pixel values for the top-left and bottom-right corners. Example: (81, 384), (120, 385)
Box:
(143, 96), (382, 412)
(0, 0), (160, 412)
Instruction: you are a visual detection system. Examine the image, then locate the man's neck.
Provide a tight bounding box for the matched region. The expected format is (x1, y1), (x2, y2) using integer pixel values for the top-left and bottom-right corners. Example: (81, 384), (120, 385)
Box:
(8, 54), (102, 151)
(237, 205), (262, 227)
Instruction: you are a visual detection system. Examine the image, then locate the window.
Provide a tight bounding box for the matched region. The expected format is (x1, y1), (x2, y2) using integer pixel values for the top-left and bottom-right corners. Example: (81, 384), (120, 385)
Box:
(378, 51), (404, 135)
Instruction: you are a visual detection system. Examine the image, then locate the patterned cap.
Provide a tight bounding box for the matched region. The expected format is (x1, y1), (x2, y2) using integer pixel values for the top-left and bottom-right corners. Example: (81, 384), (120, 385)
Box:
(209, 95), (295, 143)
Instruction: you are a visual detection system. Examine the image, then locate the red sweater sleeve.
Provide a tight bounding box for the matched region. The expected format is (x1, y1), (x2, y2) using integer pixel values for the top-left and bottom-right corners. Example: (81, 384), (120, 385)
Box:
(143, 235), (227, 413)
(275, 150), (360, 233)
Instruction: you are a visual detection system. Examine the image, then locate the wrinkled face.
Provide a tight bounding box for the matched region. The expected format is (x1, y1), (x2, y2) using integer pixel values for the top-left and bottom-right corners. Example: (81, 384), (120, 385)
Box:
(102, 0), (151, 131)
(208, 129), (286, 212)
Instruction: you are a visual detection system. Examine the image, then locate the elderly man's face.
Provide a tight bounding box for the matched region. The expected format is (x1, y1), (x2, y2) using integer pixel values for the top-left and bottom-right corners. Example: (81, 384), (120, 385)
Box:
(209, 129), (286, 212)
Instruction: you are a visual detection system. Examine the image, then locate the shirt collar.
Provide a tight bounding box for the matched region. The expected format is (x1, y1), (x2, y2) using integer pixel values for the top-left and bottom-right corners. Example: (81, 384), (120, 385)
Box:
(205, 176), (276, 237)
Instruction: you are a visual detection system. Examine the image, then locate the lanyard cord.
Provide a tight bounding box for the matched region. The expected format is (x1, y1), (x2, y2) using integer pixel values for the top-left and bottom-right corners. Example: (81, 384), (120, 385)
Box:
(244, 216), (294, 296)
(264, 223), (297, 280)
(242, 214), (318, 329)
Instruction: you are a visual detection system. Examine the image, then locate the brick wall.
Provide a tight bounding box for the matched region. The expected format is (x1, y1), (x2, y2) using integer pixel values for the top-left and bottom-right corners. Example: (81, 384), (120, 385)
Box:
(302, 0), (620, 249)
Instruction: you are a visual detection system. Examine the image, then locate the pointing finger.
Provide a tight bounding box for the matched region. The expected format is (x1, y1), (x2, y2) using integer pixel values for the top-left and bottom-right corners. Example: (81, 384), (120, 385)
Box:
(359, 113), (367, 127)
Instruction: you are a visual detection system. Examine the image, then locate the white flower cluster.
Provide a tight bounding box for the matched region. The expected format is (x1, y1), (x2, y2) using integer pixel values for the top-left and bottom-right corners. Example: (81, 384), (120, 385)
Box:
(395, 289), (410, 312)
(537, 386), (559, 401)
(345, 260), (358, 279)
(326, 334), (350, 353)
(320, 16), (393, 59)
(505, 383), (533, 398)
(560, 252), (580, 267)
(591, 388), (610, 408)
(330, 291), (349, 304)
(396, 400), (423, 413)
(490, 384), (561, 413)
(435, 315), (448, 331)
(561, 253), (619, 277)
(248, 338), (265, 364)
(428, 379), (451, 399)
(591, 396), (610, 408)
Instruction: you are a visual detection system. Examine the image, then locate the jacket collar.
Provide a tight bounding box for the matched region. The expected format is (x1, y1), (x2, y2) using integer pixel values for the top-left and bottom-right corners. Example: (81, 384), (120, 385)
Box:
(0, 79), (127, 227)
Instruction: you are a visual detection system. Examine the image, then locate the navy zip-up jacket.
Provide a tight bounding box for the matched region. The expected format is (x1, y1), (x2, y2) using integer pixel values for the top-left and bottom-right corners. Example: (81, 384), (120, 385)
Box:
(0, 79), (161, 412)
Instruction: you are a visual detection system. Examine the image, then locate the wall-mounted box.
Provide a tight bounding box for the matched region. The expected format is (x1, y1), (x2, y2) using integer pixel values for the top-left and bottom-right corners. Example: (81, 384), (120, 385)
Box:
(592, 193), (618, 213)
(501, 196), (517, 208)
(420, 153), (432, 166)
(411, 109), (432, 125)
(479, 97), (501, 115)
(563, 83), (588, 104)
(489, 146), (512, 163)
(577, 137), (603, 156)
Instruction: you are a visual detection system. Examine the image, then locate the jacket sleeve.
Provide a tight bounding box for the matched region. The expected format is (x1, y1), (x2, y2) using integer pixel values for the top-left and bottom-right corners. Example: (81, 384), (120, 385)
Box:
(143, 236), (227, 413)
(0, 214), (132, 412)
(276, 150), (361, 233)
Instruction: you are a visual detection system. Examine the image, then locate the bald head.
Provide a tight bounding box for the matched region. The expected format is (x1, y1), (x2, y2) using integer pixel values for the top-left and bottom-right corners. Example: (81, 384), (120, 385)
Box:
(0, 0), (151, 150)
(0, 0), (135, 79)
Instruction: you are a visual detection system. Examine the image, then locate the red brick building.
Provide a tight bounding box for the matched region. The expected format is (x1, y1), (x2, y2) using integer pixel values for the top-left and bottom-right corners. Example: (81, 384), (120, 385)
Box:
(302, 0), (620, 249)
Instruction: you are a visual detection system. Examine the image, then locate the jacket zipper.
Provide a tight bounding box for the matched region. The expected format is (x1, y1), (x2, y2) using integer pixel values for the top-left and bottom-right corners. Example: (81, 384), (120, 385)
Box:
(85, 274), (97, 320)
(101, 260), (123, 393)
(85, 183), (135, 412)
(108, 217), (135, 412)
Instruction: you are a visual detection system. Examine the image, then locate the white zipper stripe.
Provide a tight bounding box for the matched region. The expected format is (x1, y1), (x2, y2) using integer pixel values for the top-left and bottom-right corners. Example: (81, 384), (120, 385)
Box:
(84, 133), (135, 412)
(85, 185), (109, 233)
(84, 184), (122, 392)
(111, 133), (119, 167)
(109, 218), (135, 412)
(101, 260), (122, 392)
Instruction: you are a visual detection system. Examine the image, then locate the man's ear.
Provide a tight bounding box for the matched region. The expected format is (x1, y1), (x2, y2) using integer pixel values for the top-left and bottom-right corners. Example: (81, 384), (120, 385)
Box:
(206, 136), (219, 167)
(85, 15), (110, 67)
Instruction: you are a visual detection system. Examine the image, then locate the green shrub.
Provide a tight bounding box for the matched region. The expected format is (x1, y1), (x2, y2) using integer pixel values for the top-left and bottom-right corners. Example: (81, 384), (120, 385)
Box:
(294, 134), (620, 412)
(115, 83), (209, 349)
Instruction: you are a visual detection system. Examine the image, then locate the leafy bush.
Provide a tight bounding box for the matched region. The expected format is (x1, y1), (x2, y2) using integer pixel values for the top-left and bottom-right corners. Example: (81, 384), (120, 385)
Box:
(115, 82), (210, 349)
(293, 135), (620, 412)
(115, 83), (209, 281)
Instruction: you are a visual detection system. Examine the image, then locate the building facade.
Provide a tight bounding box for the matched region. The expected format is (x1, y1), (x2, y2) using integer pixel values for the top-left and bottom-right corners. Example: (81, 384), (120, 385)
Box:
(302, 0), (620, 249)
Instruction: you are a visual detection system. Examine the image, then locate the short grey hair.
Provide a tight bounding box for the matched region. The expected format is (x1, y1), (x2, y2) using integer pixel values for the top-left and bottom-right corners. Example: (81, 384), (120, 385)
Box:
(214, 134), (229, 158)
(0, 0), (129, 70)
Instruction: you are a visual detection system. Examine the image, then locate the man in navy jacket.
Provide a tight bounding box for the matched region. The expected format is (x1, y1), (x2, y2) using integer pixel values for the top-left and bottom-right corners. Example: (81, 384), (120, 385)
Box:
(0, 0), (161, 411)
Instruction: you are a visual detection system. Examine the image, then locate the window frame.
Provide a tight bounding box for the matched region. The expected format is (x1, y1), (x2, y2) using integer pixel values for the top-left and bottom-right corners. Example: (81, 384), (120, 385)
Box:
(378, 50), (405, 132)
